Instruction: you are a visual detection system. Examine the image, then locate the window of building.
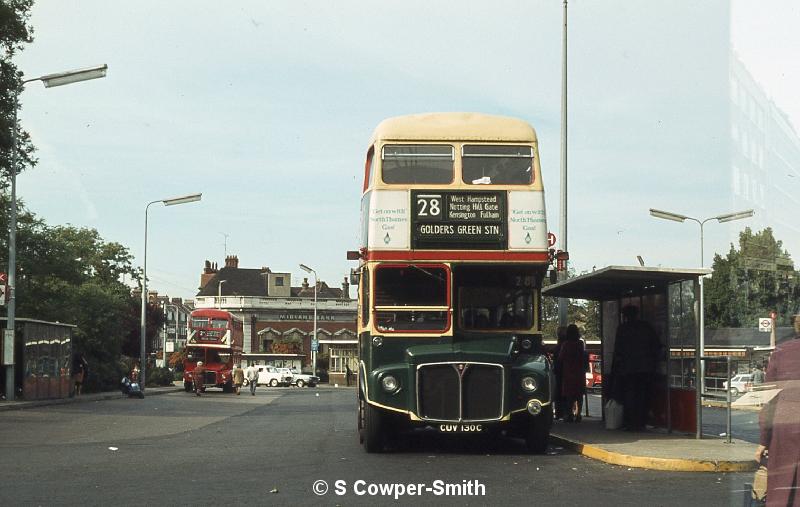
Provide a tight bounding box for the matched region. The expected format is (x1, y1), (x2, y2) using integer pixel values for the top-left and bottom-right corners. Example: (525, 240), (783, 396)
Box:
(330, 347), (358, 373)
(275, 276), (284, 287)
(381, 144), (454, 184)
(462, 145), (533, 185)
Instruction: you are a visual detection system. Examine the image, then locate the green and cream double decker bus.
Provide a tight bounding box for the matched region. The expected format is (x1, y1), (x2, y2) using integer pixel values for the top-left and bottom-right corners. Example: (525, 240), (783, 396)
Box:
(353, 112), (554, 453)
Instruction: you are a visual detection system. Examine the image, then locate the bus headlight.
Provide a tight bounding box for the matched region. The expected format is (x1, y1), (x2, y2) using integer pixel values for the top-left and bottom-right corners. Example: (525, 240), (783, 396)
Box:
(520, 338), (533, 351)
(372, 336), (383, 347)
(381, 375), (398, 393)
(521, 376), (537, 392)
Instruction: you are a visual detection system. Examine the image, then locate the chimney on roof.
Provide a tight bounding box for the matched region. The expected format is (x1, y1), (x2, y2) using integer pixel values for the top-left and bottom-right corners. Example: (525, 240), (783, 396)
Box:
(200, 259), (219, 292)
(225, 255), (239, 269)
(302, 277), (309, 289)
(342, 277), (350, 300)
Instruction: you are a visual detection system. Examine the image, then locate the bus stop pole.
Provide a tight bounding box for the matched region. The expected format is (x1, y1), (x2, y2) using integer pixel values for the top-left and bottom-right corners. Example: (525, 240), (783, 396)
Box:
(695, 278), (702, 439)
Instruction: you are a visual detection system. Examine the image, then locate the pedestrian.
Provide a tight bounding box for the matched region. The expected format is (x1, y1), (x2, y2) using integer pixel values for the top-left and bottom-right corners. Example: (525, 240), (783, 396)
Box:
(346, 363), (352, 387)
(756, 314), (800, 507)
(246, 363), (258, 396)
(551, 326), (568, 419)
(611, 305), (661, 431)
(193, 361), (206, 397)
(233, 364), (244, 395)
(556, 324), (586, 422)
(130, 362), (140, 382)
(752, 365), (765, 385)
(72, 353), (88, 396)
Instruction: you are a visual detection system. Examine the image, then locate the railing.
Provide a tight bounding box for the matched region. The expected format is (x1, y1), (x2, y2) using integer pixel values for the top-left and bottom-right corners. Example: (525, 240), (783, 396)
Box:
(194, 296), (357, 310)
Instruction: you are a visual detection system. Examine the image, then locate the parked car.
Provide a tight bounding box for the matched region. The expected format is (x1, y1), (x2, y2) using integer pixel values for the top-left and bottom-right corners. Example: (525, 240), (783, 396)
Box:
(289, 369), (319, 387)
(722, 374), (753, 396)
(254, 365), (293, 387)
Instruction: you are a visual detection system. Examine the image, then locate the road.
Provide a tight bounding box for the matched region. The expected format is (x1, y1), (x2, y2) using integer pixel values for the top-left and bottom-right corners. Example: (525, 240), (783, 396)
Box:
(0, 387), (754, 506)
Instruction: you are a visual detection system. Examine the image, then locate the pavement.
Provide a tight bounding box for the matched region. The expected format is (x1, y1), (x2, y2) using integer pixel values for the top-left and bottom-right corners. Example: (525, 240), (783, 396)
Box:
(0, 384), (184, 412)
(550, 415), (758, 473)
(0, 381), (354, 412)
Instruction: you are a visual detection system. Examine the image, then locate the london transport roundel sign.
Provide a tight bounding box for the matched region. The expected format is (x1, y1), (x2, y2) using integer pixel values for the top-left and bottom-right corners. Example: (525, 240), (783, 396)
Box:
(758, 318), (772, 332)
(547, 232), (556, 247)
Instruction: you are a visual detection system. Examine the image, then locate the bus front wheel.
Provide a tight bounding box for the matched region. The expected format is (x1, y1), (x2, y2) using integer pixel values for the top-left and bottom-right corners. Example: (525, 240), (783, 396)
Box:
(361, 399), (384, 453)
(526, 409), (553, 454)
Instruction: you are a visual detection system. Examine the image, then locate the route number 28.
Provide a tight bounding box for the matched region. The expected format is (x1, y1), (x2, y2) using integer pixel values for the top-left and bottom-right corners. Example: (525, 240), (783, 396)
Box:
(416, 195), (442, 217)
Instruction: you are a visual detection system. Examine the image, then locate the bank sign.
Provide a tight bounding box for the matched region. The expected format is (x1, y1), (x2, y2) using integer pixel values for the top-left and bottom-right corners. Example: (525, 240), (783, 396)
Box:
(411, 191), (506, 249)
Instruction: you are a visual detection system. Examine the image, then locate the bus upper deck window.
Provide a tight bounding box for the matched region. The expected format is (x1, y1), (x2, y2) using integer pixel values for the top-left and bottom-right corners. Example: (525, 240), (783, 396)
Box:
(210, 319), (228, 329)
(381, 145), (454, 184)
(462, 145), (533, 185)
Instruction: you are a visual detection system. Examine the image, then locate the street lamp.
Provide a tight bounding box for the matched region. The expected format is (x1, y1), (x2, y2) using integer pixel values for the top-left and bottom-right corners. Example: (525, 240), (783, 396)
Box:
(649, 207), (753, 437)
(140, 193), (202, 390)
(4, 64), (108, 401)
(218, 280), (227, 309)
(299, 264), (318, 377)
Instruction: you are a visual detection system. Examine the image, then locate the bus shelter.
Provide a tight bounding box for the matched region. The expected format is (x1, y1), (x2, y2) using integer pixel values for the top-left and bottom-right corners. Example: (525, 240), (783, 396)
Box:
(542, 266), (710, 436)
(0, 318), (76, 401)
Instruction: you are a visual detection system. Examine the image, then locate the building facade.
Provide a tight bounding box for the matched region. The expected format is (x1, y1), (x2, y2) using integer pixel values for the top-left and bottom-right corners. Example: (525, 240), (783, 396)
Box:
(194, 256), (357, 384)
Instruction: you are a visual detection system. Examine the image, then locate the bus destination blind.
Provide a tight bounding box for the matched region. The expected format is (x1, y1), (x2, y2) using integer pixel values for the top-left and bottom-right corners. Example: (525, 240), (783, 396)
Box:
(411, 191), (506, 249)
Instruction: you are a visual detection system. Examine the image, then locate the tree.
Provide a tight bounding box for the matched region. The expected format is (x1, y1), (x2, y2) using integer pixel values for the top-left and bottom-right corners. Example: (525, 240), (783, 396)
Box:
(0, 198), (153, 391)
(541, 269), (600, 341)
(705, 227), (799, 328)
(1, 0), (37, 186)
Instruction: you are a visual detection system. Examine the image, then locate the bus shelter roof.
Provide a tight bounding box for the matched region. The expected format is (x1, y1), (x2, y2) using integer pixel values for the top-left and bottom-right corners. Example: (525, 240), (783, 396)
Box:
(541, 265), (711, 301)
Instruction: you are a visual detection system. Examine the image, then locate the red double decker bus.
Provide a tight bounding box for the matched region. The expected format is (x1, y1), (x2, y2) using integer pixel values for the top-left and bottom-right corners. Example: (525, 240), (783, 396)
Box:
(183, 309), (243, 393)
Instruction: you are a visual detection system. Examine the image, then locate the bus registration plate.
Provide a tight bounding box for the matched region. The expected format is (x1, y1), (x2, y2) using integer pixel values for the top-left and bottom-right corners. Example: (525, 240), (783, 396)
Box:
(438, 424), (483, 433)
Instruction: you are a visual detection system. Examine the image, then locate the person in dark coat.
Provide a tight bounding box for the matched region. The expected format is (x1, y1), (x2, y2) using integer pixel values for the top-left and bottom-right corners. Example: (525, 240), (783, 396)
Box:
(557, 325), (586, 422)
(612, 305), (660, 431)
(756, 315), (800, 507)
(72, 354), (88, 396)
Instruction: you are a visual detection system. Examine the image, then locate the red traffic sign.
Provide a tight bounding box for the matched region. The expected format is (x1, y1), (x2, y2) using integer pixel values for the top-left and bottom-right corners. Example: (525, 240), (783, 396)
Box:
(547, 232), (556, 247)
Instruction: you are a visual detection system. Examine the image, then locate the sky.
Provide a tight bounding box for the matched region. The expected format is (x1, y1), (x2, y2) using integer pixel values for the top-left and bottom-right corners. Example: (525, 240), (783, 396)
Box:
(12, 0), (800, 300)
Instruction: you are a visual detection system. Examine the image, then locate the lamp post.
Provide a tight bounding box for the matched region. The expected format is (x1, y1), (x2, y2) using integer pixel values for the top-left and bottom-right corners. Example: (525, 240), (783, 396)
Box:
(4, 65), (108, 401)
(650, 207), (753, 438)
(299, 264), (318, 376)
(141, 193), (202, 390)
(217, 280), (227, 309)
(557, 0), (569, 327)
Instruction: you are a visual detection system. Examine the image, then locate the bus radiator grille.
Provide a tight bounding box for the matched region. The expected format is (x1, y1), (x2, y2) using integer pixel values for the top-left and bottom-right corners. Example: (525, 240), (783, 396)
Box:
(417, 363), (503, 421)
(462, 365), (503, 420)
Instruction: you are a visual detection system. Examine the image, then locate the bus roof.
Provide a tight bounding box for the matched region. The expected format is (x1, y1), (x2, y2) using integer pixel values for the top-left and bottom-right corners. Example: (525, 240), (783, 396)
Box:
(190, 308), (240, 321)
(369, 112), (537, 144)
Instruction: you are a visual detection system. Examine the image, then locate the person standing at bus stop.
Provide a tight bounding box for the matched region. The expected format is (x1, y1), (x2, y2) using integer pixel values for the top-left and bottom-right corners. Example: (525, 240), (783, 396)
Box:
(246, 363), (258, 396)
(756, 314), (800, 507)
(557, 325), (586, 422)
(612, 305), (660, 431)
